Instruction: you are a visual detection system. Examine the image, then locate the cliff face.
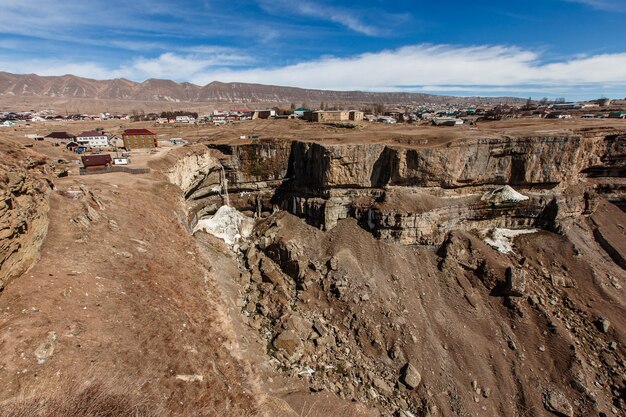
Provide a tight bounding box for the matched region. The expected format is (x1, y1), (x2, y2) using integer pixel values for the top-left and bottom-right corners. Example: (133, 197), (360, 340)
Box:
(0, 143), (53, 289)
(288, 134), (616, 189)
(174, 133), (624, 245)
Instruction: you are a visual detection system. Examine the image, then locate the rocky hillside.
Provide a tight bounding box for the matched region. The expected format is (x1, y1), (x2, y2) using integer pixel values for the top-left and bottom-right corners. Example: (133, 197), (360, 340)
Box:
(0, 140), (69, 290)
(0, 71), (525, 105)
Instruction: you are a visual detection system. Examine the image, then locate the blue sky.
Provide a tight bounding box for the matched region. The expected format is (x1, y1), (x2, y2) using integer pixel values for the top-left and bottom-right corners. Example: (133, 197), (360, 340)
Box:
(0, 0), (625, 99)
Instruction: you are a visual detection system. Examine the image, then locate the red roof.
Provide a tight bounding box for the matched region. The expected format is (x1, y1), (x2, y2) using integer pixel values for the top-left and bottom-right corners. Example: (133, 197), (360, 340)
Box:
(46, 131), (76, 139)
(77, 131), (106, 137)
(81, 154), (112, 167)
(123, 129), (157, 135)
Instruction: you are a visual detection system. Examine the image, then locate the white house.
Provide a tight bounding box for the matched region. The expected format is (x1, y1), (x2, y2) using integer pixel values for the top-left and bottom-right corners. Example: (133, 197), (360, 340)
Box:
(175, 115), (195, 123)
(113, 157), (129, 165)
(76, 130), (109, 148)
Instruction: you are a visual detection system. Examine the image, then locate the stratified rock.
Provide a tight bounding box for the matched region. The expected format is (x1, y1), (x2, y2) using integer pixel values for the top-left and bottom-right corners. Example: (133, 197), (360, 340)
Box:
(400, 363), (421, 389)
(543, 389), (574, 417)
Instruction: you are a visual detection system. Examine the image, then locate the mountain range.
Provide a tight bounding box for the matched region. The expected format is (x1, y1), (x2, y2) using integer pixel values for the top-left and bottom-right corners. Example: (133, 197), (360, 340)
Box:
(0, 72), (525, 107)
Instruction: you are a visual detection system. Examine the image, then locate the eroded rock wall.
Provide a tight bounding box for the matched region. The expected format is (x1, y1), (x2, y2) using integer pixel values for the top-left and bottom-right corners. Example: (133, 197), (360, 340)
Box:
(0, 144), (52, 289)
(176, 132), (625, 245)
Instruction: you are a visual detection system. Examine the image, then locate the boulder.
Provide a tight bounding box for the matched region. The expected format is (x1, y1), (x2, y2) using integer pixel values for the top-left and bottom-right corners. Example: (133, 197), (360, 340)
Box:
(400, 362), (421, 389)
(504, 267), (526, 297)
(273, 330), (301, 355)
(596, 317), (610, 334)
(543, 389), (574, 417)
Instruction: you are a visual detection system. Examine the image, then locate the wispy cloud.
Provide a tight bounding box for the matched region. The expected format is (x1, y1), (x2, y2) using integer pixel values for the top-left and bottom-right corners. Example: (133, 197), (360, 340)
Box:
(565, 0), (626, 11)
(256, 0), (408, 36)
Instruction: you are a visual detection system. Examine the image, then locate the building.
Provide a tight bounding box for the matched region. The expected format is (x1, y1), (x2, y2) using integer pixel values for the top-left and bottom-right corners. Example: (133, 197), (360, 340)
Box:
(175, 115), (195, 123)
(432, 117), (463, 126)
(81, 154), (112, 170)
(349, 110), (364, 121)
(122, 129), (158, 150)
(293, 108), (310, 117)
(25, 134), (45, 141)
(113, 157), (129, 165)
(251, 110), (276, 119)
(45, 131), (76, 144)
(545, 111), (572, 119)
(303, 110), (347, 122)
(76, 131), (109, 148)
(301, 110), (364, 123)
(608, 111), (626, 119)
(551, 103), (581, 110)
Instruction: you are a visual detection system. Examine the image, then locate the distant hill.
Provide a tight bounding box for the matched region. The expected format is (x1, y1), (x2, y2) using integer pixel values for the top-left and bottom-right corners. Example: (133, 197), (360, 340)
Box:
(0, 71), (525, 106)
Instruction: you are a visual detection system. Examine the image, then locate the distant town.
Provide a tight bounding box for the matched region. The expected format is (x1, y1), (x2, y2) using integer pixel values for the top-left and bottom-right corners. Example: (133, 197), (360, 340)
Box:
(2, 97), (625, 128)
(2, 97), (625, 170)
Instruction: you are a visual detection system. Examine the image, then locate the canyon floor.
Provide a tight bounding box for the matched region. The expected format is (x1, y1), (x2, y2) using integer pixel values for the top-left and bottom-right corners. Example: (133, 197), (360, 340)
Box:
(0, 119), (625, 417)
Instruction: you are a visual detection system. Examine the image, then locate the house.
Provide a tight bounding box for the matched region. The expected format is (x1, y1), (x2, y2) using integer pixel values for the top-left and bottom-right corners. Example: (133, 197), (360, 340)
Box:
(45, 131), (76, 144)
(122, 129), (158, 150)
(76, 131), (109, 148)
(545, 111), (572, 119)
(81, 154), (112, 170)
(175, 115), (195, 123)
(377, 116), (397, 124)
(551, 103), (581, 110)
(303, 110), (350, 122)
(608, 111), (626, 119)
(25, 134), (45, 141)
(349, 110), (364, 121)
(293, 108), (310, 118)
(432, 117), (463, 126)
(67, 142), (87, 154)
(251, 110), (276, 119)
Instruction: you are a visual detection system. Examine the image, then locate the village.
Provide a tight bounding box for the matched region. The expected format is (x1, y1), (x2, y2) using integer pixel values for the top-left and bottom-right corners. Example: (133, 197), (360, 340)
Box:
(1, 96), (624, 176)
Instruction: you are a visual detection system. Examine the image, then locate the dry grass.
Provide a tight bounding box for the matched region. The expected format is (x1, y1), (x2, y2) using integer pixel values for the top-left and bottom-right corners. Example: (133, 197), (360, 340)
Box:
(0, 380), (162, 417)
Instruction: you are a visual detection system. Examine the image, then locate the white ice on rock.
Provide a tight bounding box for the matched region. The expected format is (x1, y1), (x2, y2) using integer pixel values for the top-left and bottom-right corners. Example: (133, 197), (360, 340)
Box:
(194, 205), (254, 245)
(484, 228), (538, 253)
(482, 185), (529, 205)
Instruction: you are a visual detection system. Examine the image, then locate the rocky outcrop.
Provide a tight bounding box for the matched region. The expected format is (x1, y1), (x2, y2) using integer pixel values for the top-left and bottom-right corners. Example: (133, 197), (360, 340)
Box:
(0, 145), (52, 289)
(171, 132), (625, 245)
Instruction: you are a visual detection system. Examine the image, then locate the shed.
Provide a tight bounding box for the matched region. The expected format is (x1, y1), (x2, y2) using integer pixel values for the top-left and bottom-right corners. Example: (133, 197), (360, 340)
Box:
(81, 154), (112, 169)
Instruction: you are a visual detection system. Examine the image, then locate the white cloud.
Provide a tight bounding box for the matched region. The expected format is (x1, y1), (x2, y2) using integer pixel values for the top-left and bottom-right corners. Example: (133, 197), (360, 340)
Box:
(2, 44), (626, 98)
(193, 45), (626, 91)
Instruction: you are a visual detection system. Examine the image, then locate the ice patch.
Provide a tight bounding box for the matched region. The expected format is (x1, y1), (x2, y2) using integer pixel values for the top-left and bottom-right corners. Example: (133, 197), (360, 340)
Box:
(484, 228), (538, 253)
(194, 205), (254, 245)
(482, 185), (529, 205)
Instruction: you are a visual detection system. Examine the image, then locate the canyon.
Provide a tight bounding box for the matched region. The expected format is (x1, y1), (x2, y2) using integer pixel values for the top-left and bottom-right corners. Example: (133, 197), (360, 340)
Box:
(0, 120), (624, 416)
